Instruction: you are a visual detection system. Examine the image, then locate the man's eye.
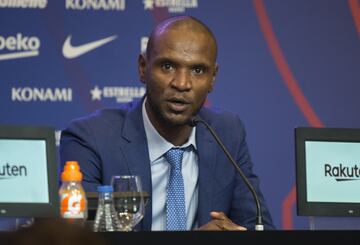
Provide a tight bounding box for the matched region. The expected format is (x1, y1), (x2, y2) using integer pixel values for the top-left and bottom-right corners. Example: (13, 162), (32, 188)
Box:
(161, 62), (174, 71)
(192, 66), (205, 74)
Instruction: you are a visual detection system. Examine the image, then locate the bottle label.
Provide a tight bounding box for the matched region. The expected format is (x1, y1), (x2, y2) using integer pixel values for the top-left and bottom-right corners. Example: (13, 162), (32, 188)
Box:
(61, 193), (86, 218)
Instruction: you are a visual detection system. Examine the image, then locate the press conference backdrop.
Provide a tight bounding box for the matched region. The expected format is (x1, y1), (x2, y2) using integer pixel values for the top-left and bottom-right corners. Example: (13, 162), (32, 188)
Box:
(1, 0), (360, 230)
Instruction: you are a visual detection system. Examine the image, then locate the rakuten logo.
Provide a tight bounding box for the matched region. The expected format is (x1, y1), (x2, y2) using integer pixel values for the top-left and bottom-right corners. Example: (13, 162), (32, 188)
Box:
(12, 87), (72, 102)
(324, 163), (360, 181)
(66, 0), (125, 11)
(0, 163), (28, 179)
(0, 0), (47, 9)
(0, 33), (40, 61)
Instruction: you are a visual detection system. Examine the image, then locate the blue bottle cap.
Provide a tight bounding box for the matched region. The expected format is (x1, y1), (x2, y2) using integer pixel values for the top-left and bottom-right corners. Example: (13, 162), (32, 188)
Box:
(97, 185), (113, 193)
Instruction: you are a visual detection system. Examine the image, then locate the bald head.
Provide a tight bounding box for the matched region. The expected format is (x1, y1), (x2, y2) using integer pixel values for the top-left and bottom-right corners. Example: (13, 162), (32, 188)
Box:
(146, 16), (217, 61)
(137, 15), (219, 134)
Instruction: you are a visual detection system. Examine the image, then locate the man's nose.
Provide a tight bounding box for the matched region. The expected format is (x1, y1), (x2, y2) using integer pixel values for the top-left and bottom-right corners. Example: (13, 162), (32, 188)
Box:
(171, 69), (192, 91)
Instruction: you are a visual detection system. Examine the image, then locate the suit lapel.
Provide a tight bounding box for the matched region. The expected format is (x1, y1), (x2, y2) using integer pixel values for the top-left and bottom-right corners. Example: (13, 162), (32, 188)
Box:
(120, 99), (153, 230)
(196, 115), (218, 226)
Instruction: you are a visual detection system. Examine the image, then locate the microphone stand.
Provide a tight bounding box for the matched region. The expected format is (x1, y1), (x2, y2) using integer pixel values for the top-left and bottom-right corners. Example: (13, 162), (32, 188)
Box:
(190, 116), (264, 231)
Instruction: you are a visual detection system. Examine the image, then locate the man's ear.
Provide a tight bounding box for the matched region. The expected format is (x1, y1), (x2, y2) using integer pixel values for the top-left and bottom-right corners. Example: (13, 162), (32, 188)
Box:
(138, 53), (147, 84)
(209, 63), (219, 93)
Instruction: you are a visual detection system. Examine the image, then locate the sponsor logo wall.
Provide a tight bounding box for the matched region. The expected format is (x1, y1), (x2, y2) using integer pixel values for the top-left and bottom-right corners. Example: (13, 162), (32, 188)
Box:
(1, 0), (360, 230)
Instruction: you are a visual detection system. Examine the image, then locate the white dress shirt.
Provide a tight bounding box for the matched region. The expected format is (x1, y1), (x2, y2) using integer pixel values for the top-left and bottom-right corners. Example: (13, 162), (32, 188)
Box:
(142, 99), (199, 230)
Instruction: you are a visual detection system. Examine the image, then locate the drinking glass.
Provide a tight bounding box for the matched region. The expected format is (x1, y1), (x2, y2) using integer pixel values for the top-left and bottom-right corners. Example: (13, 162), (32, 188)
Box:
(111, 175), (144, 231)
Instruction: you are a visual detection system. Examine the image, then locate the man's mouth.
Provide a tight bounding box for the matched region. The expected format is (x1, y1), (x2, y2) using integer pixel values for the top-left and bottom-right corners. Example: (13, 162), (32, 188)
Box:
(166, 98), (191, 112)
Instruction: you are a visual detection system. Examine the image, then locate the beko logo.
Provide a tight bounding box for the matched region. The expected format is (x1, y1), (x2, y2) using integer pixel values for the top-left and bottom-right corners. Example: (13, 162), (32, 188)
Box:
(66, 0), (125, 11)
(12, 87), (73, 102)
(0, 0), (47, 9)
(324, 163), (360, 181)
(0, 33), (40, 61)
(0, 163), (27, 179)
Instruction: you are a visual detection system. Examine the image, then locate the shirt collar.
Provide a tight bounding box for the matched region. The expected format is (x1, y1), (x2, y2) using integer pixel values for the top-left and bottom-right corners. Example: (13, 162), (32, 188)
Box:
(142, 97), (197, 164)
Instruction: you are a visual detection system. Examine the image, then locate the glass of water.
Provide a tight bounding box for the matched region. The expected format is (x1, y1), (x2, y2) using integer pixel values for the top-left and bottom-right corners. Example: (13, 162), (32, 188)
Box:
(111, 175), (144, 231)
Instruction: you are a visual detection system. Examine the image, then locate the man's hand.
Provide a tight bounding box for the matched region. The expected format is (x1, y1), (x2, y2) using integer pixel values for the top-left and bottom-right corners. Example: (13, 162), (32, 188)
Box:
(197, 212), (247, 231)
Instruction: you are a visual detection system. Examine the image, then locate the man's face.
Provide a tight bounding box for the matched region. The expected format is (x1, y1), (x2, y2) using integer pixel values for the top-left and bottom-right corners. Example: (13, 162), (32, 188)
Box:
(139, 28), (218, 127)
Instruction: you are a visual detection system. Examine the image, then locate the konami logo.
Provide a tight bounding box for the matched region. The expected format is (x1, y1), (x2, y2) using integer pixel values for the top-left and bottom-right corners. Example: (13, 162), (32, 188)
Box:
(66, 0), (125, 11)
(12, 87), (73, 102)
(0, 33), (40, 61)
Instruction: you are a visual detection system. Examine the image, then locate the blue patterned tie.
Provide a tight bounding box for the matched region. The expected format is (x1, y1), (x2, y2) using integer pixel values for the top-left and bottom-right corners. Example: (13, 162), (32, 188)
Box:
(164, 148), (187, 231)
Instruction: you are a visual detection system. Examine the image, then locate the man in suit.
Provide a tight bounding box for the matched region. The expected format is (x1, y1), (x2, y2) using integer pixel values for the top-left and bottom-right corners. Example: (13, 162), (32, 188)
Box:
(60, 15), (275, 231)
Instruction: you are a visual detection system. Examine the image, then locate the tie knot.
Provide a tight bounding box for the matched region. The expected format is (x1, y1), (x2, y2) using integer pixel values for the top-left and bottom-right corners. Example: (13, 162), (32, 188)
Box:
(164, 148), (185, 171)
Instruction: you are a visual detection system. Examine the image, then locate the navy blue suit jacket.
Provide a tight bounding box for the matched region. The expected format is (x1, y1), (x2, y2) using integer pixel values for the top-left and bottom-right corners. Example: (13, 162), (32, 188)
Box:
(60, 99), (275, 230)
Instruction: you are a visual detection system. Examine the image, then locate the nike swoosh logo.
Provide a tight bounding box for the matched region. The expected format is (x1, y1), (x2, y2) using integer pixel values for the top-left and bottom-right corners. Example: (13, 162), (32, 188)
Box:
(62, 35), (117, 59)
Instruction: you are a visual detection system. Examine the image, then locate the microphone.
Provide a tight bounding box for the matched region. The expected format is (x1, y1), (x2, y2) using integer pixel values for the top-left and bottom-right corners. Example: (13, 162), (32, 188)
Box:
(188, 116), (264, 231)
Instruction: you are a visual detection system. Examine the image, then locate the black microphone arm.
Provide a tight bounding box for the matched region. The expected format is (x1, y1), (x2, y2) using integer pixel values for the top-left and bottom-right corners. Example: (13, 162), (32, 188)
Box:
(189, 116), (264, 231)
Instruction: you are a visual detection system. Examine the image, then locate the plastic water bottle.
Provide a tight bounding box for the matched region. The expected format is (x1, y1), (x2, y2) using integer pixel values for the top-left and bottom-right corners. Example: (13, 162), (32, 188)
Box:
(93, 185), (121, 232)
(59, 161), (88, 226)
